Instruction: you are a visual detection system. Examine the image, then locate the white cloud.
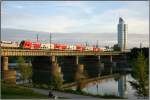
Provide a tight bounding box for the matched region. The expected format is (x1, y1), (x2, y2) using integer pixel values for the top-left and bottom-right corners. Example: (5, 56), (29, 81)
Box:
(2, 12), (79, 32)
(1, 1), (149, 34)
(71, 5), (149, 34)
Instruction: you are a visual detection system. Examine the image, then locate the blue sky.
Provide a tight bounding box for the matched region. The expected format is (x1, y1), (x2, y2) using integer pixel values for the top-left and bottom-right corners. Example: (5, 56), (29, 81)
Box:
(1, 1), (149, 34)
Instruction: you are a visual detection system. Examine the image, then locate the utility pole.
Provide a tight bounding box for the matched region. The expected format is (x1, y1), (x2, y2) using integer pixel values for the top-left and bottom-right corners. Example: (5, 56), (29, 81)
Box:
(140, 42), (142, 52)
(50, 33), (52, 50)
(37, 34), (39, 42)
(96, 40), (99, 48)
(140, 43), (142, 49)
(85, 41), (88, 46)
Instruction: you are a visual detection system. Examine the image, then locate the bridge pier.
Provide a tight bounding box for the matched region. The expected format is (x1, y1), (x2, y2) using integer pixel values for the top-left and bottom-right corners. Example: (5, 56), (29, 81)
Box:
(75, 64), (85, 81)
(32, 57), (52, 84)
(98, 55), (101, 62)
(32, 56), (62, 84)
(51, 61), (63, 78)
(2, 57), (8, 71)
(76, 56), (79, 64)
(76, 64), (84, 73)
(75, 56), (85, 81)
(2, 57), (16, 83)
(52, 56), (56, 62)
(98, 62), (104, 77)
(110, 55), (112, 62)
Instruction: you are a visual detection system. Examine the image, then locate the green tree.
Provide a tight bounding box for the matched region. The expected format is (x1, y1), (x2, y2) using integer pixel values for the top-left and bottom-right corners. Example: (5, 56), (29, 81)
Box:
(130, 52), (149, 98)
(130, 47), (149, 60)
(50, 62), (63, 90)
(113, 44), (120, 51)
(105, 46), (109, 50)
(17, 57), (32, 84)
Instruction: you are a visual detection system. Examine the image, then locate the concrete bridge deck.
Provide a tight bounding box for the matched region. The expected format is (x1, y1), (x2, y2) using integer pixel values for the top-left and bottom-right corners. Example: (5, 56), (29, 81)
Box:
(1, 49), (127, 56)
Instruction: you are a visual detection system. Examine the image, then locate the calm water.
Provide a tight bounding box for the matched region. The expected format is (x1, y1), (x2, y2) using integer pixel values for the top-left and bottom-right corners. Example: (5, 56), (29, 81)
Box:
(70, 74), (137, 99)
(82, 74), (137, 99)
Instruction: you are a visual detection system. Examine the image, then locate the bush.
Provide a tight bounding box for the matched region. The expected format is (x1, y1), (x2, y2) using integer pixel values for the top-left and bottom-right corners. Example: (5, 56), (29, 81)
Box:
(41, 84), (49, 89)
(35, 84), (40, 88)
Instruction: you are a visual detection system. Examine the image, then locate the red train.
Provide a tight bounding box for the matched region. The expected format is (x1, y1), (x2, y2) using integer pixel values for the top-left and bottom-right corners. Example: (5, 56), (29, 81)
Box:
(20, 40), (41, 49)
(54, 43), (68, 50)
(1, 40), (106, 52)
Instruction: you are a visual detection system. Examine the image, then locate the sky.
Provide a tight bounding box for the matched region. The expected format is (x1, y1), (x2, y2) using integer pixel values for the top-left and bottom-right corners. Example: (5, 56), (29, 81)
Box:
(1, 1), (149, 34)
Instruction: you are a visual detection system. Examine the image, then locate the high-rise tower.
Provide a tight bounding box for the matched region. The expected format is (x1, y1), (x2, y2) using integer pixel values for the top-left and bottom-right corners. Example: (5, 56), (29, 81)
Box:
(118, 17), (127, 51)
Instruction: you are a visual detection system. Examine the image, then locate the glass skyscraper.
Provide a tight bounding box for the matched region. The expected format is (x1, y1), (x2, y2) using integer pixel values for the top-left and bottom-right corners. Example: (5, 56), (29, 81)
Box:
(118, 17), (127, 51)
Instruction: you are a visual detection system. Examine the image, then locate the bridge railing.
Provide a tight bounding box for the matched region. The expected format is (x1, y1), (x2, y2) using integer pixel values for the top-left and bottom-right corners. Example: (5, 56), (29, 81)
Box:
(1, 49), (126, 56)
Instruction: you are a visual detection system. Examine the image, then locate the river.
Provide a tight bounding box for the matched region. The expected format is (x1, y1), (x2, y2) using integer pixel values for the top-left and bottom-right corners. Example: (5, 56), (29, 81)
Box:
(9, 63), (138, 99)
(71, 74), (137, 99)
(83, 74), (137, 99)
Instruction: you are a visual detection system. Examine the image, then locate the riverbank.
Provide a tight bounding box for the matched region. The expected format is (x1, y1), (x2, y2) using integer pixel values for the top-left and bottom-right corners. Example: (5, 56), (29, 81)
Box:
(31, 74), (124, 99)
(31, 88), (101, 99)
(1, 82), (48, 99)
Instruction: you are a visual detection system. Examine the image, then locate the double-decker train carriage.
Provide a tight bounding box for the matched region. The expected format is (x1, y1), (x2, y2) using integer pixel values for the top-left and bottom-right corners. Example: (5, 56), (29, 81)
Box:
(40, 43), (54, 49)
(68, 45), (76, 51)
(76, 44), (86, 52)
(54, 43), (68, 50)
(0, 41), (19, 48)
(1, 40), (109, 52)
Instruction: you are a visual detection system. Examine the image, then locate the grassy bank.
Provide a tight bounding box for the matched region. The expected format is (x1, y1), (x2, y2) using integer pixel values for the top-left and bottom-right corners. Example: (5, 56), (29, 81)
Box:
(1, 82), (48, 99)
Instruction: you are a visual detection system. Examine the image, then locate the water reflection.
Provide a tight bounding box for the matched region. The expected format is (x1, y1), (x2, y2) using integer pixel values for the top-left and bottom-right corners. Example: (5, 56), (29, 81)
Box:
(83, 77), (118, 95)
(118, 75), (127, 97)
(82, 74), (136, 99)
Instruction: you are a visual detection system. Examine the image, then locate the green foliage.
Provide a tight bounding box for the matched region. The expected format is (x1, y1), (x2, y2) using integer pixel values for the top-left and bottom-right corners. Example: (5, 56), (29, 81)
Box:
(33, 84), (40, 88)
(50, 63), (63, 90)
(17, 57), (26, 64)
(17, 57), (32, 83)
(113, 44), (120, 51)
(1, 82), (47, 99)
(40, 84), (49, 89)
(50, 72), (63, 90)
(130, 47), (149, 60)
(130, 51), (149, 97)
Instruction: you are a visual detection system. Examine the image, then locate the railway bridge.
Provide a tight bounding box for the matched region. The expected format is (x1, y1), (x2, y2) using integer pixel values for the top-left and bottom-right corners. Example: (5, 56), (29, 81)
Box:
(1, 48), (129, 84)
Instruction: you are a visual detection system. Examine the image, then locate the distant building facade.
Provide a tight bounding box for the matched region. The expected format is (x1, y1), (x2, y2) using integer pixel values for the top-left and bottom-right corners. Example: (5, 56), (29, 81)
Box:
(118, 17), (127, 51)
